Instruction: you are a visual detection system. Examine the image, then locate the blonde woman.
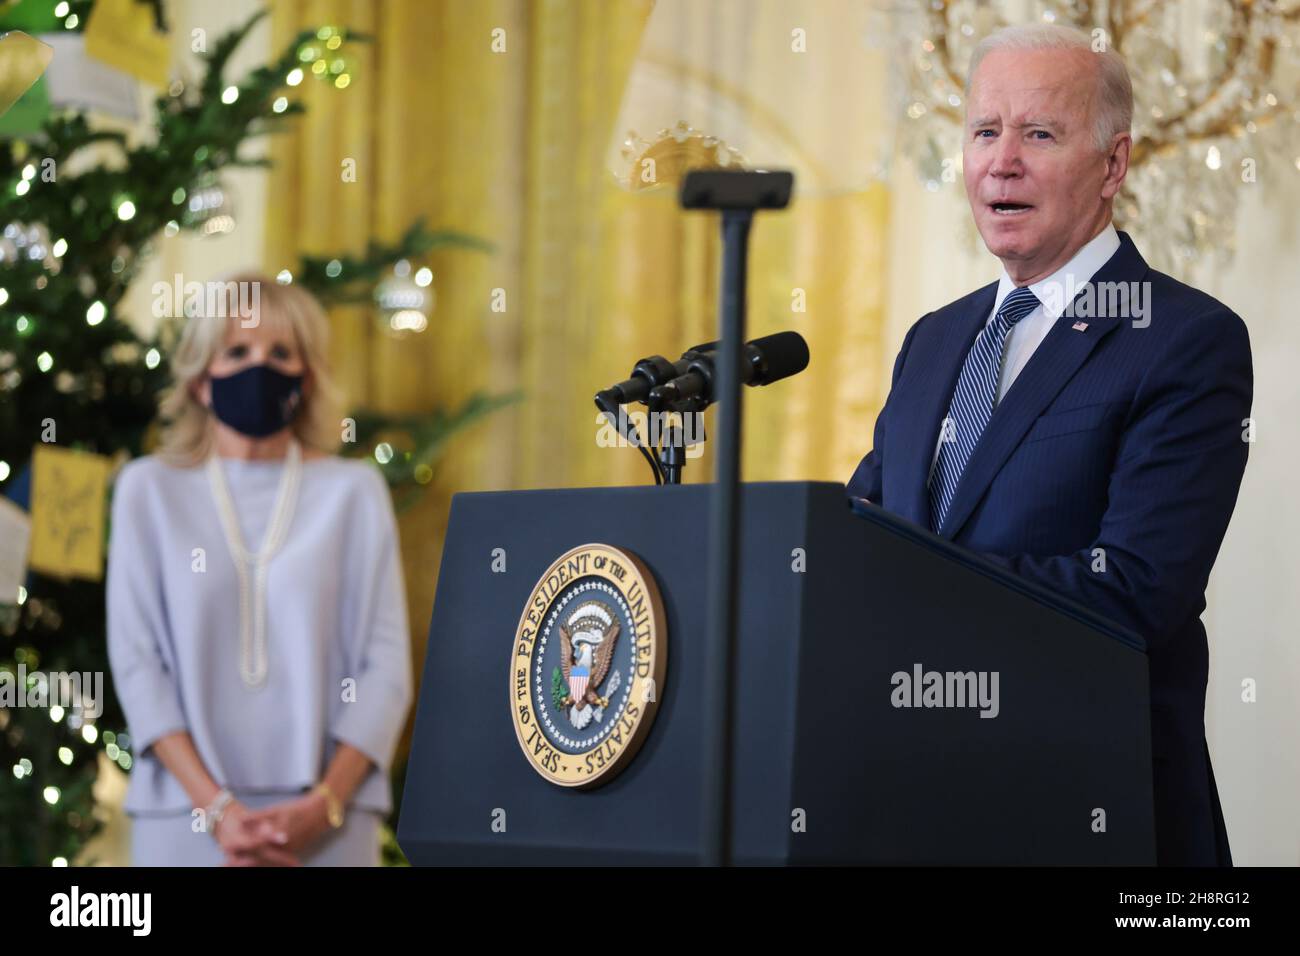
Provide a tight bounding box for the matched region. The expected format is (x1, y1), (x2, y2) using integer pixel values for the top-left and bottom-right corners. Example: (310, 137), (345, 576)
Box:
(107, 275), (413, 866)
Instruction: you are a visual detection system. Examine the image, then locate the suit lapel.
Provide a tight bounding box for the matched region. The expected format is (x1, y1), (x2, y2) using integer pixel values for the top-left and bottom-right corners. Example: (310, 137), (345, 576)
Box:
(892, 283), (997, 528)
(936, 232), (1149, 540)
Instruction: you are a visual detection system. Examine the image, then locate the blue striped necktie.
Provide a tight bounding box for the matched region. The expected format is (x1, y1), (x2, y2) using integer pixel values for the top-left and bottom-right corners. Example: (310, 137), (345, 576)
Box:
(928, 285), (1039, 533)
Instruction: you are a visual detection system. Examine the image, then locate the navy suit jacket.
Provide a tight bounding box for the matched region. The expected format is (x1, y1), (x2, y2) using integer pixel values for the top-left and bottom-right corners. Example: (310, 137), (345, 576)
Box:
(847, 232), (1251, 866)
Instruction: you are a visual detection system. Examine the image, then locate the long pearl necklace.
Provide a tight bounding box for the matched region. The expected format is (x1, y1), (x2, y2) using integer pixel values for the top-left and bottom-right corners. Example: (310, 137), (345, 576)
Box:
(206, 438), (302, 689)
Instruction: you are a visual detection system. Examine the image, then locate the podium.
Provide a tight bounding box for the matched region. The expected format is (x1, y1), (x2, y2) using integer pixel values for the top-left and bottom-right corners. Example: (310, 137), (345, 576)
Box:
(397, 481), (1155, 865)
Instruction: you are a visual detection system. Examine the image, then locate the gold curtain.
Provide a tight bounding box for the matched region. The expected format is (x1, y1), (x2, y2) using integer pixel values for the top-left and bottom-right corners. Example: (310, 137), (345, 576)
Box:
(266, 0), (891, 682)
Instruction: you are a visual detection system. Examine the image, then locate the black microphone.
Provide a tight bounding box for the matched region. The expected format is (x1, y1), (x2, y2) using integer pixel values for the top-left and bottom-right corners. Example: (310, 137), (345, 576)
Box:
(594, 342), (721, 487)
(648, 331), (808, 409)
(596, 341), (720, 406)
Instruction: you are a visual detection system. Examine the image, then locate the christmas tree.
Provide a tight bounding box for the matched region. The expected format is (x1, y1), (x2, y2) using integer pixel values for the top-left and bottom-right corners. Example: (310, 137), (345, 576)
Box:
(0, 4), (501, 865)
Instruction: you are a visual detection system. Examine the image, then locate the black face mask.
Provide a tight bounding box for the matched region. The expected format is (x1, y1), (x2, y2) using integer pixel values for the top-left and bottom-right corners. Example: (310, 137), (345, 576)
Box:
(209, 364), (304, 438)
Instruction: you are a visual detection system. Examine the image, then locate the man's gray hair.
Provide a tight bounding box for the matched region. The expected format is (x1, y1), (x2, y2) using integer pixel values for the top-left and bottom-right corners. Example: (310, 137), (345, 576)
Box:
(966, 23), (1133, 153)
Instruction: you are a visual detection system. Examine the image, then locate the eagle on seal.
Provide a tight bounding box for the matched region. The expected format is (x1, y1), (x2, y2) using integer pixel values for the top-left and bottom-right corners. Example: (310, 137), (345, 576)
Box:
(559, 601), (620, 728)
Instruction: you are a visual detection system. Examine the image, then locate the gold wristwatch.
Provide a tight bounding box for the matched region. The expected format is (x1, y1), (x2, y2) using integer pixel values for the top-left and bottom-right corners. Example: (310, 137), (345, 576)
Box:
(314, 782), (345, 829)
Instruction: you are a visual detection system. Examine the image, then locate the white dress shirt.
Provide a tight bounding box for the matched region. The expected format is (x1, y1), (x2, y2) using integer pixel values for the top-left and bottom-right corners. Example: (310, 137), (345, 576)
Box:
(928, 223), (1121, 479)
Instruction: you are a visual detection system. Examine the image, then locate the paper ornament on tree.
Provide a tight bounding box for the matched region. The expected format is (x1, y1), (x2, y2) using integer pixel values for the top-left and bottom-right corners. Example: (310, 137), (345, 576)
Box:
(27, 444), (111, 582)
(36, 33), (139, 120)
(83, 0), (169, 89)
(0, 28), (51, 117)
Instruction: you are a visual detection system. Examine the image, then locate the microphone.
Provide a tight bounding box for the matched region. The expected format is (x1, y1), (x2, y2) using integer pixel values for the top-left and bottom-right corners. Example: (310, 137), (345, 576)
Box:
(648, 331), (808, 409)
(596, 341), (719, 406)
(593, 341), (721, 487)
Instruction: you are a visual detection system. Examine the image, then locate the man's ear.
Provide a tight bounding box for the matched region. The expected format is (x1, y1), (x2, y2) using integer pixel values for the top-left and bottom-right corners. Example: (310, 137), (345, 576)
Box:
(1101, 132), (1131, 200)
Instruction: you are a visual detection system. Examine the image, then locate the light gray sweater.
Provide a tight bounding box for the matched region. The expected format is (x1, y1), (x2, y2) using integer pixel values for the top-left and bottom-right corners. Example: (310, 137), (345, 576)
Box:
(106, 453), (413, 817)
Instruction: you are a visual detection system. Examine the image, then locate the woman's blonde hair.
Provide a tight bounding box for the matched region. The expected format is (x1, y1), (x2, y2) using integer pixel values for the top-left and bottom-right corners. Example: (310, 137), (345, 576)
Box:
(155, 273), (343, 467)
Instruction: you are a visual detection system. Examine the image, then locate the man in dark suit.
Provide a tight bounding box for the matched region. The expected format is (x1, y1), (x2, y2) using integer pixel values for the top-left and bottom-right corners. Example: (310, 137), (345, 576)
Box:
(847, 24), (1251, 866)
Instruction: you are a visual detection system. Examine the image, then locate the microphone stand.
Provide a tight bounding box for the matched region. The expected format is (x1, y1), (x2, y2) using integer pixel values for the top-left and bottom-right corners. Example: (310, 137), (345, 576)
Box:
(646, 394), (706, 485)
(679, 170), (792, 867)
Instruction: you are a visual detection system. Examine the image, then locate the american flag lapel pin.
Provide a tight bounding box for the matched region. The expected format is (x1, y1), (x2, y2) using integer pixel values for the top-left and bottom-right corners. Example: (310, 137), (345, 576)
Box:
(1071, 320), (1089, 331)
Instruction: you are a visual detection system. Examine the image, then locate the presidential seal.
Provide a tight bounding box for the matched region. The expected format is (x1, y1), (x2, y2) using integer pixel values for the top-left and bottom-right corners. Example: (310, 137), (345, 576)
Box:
(510, 543), (667, 788)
